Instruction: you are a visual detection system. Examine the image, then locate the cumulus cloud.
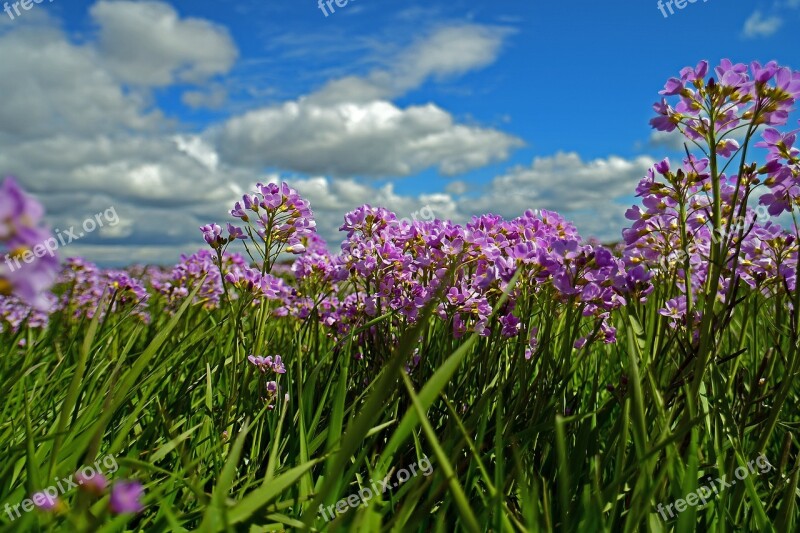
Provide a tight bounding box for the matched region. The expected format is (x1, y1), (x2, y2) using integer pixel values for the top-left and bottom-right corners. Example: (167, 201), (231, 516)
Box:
(0, 134), (248, 203)
(173, 135), (220, 172)
(90, 0), (238, 86)
(1, 2), (643, 266)
(0, 7), (522, 264)
(215, 23), (520, 178)
(216, 100), (522, 177)
(465, 152), (655, 241)
(0, 25), (160, 140)
(445, 180), (469, 195)
(310, 24), (511, 104)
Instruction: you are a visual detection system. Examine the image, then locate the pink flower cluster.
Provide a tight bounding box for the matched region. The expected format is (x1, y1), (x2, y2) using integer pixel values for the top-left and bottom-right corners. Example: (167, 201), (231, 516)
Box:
(261, 206), (652, 353)
(3, 58), (799, 353)
(60, 258), (150, 323)
(0, 177), (59, 311)
(629, 58), (800, 326)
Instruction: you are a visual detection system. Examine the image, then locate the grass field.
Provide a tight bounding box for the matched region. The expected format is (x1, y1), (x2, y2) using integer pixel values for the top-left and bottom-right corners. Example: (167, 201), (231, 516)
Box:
(1, 59), (800, 532)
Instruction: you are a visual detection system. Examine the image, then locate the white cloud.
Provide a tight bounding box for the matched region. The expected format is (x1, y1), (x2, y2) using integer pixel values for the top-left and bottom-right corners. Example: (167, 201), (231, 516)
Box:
(280, 153), (656, 246)
(742, 11), (782, 38)
(467, 152), (655, 241)
(399, 25), (509, 83)
(0, 134), (233, 201)
(90, 0), (238, 86)
(309, 24), (511, 104)
(445, 180), (469, 195)
(283, 176), (463, 245)
(0, 25), (161, 139)
(215, 23), (520, 178)
(216, 100), (522, 177)
(648, 131), (690, 152)
(181, 85), (229, 109)
(173, 135), (220, 172)
(647, 127), (752, 153)
(0, 4), (556, 266)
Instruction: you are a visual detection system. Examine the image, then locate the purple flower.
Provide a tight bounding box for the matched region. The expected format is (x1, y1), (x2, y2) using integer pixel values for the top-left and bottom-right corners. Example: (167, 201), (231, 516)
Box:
(58, 260), (150, 323)
(31, 491), (59, 512)
(499, 313), (521, 338)
(200, 223), (224, 249)
(0, 177), (45, 236)
(154, 250), (245, 310)
(0, 177), (60, 309)
(110, 481), (145, 515)
(716, 139), (740, 158)
(650, 99), (679, 132)
(714, 59), (748, 88)
(227, 223), (247, 241)
(659, 77), (684, 96)
(679, 61), (708, 83)
(225, 182), (317, 266)
(286, 243), (306, 254)
(248, 355), (274, 372)
(248, 354), (286, 374)
(659, 296), (687, 325)
(76, 471), (109, 495)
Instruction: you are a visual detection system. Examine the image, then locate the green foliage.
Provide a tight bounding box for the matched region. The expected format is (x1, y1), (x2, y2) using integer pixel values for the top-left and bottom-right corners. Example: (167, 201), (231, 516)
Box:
(0, 273), (798, 532)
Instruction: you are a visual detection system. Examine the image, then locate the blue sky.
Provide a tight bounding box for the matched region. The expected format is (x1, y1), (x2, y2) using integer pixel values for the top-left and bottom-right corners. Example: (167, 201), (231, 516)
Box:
(1, 0), (798, 265)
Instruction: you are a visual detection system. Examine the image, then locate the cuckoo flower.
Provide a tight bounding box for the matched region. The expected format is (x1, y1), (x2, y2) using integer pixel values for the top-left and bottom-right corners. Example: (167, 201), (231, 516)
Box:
(637, 58), (800, 315)
(651, 59), (800, 141)
(60, 259), (150, 323)
(110, 481), (145, 515)
(248, 354), (287, 375)
(76, 471), (109, 496)
(31, 491), (61, 512)
(0, 177), (59, 310)
(226, 182), (317, 271)
(757, 122), (800, 217)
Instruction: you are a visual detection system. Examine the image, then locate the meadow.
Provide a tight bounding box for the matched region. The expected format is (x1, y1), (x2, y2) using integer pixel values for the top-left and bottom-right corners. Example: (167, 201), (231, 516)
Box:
(1, 59), (799, 532)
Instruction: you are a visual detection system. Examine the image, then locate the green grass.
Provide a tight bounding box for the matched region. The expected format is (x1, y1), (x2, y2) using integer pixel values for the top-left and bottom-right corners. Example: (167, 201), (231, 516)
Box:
(1, 266), (798, 532)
